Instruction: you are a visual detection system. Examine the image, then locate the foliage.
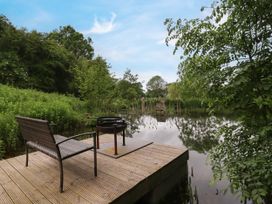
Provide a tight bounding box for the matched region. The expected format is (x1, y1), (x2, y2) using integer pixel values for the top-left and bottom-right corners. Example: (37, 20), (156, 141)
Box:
(167, 81), (210, 114)
(146, 75), (167, 97)
(0, 15), (76, 93)
(47, 25), (94, 60)
(142, 97), (208, 114)
(74, 56), (115, 111)
(165, 0), (272, 202)
(112, 69), (144, 110)
(0, 16), (28, 87)
(116, 69), (144, 99)
(210, 124), (272, 203)
(0, 84), (87, 159)
(176, 116), (222, 154)
(0, 51), (28, 86)
(167, 82), (182, 100)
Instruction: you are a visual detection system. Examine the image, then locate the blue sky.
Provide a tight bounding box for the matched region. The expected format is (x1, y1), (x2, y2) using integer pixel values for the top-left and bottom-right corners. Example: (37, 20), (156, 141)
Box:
(0, 0), (212, 88)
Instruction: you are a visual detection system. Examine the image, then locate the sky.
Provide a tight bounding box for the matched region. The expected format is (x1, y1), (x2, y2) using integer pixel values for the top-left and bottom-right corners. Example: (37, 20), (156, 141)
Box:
(0, 0), (212, 88)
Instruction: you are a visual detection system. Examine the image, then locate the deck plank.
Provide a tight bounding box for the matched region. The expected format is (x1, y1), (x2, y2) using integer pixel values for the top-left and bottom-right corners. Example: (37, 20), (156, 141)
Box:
(0, 185), (14, 204)
(0, 159), (51, 204)
(2, 180), (32, 204)
(0, 163), (12, 185)
(15, 153), (99, 204)
(31, 153), (110, 204)
(8, 156), (78, 204)
(0, 135), (188, 204)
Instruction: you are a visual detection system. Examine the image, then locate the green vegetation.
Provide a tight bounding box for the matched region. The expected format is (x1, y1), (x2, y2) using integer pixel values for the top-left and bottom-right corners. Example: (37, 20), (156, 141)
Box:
(146, 75), (167, 97)
(0, 84), (87, 159)
(0, 14), (205, 114)
(112, 69), (144, 110)
(0, 15), (145, 112)
(141, 98), (208, 115)
(74, 56), (115, 111)
(0, 16), (74, 93)
(165, 0), (272, 202)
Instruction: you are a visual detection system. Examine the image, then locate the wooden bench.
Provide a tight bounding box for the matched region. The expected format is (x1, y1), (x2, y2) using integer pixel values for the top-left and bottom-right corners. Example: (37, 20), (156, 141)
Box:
(16, 116), (97, 192)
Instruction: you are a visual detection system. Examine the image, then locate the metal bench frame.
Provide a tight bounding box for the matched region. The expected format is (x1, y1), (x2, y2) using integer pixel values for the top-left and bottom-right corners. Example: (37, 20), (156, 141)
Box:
(16, 116), (97, 192)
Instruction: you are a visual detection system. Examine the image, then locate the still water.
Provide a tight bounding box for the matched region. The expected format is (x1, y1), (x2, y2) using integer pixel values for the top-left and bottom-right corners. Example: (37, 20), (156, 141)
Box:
(122, 114), (241, 204)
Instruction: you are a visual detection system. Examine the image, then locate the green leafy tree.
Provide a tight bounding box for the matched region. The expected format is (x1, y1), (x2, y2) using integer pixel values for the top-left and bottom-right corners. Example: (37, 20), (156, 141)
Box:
(23, 31), (74, 93)
(0, 16), (75, 93)
(113, 69), (144, 109)
(146, 75), (167, 97)
(167, 82), (181, 100)
(74, 56), (115, 111)
(0, 16), (28, 87)
(121, 69), (144, 99)
(0, 51), (28, 86)
(165, 0), (272, 202)
(48, 25), (94, 60)
(123, 69), (139, 84)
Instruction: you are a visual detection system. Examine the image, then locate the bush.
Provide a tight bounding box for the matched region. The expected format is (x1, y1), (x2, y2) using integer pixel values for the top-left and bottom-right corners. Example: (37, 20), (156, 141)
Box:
(0, 84), (87, 159)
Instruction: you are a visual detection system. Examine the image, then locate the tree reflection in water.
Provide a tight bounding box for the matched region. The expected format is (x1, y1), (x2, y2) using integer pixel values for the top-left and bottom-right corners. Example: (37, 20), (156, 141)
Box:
(174, 116), (225, 154)
(123, 114), (231, 154)
(121, 114), (240, 204)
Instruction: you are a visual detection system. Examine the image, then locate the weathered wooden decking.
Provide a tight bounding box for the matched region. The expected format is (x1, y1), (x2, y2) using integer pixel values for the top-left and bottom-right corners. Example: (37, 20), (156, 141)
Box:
(0, 134), (188, 204)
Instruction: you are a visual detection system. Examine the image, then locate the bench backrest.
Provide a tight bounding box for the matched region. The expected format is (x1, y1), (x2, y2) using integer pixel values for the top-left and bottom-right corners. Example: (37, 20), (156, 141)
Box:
(16, 116), (58, 152)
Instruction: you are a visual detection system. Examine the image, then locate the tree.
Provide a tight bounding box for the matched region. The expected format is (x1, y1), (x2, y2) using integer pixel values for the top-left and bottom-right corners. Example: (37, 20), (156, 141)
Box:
(123, 69), (139, 84)
(165, 0), (272, 203)
(146, 75), (167, 97)
(167, 82), (181, 100)
(74, 56), (115, 111)
(113, 69), (144, 109)
(122, 69), (144, 98)
(47, 25), (94, 60)
(23, 31), (74, 93)
(0, 52), (28, 86)
(0, 16), (28, 87)
(0, 16), (74, 93)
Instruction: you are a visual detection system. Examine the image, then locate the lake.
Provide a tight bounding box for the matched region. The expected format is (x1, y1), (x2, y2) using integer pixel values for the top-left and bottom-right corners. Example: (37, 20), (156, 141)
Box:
(122, 114), (243, 204)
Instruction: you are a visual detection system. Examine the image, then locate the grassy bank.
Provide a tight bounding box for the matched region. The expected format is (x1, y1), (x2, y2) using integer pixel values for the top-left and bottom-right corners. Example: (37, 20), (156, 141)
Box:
(0, 85), (88, 159)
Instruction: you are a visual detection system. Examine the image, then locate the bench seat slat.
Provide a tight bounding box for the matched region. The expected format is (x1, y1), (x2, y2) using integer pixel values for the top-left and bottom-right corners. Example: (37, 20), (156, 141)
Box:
(27, 141), (58, 159)
(54, 135), (94, 159)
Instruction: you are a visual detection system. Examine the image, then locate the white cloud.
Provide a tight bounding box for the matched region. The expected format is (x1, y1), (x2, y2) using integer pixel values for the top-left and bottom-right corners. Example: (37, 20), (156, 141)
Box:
(83, 12), (117, 35)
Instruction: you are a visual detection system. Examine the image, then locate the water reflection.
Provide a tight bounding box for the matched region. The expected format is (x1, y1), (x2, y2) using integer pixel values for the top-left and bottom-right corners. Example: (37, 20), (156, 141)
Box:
(174, 116), (222, 153)
(122, 114), (241, 204)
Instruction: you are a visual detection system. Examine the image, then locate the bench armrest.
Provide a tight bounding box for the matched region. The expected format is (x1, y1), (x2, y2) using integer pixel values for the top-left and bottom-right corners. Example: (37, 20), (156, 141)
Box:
(56, 131), (96, 146)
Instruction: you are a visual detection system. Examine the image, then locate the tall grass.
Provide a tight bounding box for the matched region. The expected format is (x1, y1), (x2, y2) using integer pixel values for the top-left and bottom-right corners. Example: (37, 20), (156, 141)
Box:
(138, 98), (209, 114)
(0, 85), (87, 158)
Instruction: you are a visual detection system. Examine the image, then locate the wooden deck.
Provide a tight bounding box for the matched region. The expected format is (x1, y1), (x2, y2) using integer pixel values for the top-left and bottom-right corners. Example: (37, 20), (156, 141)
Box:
(0, 134), (188, 204)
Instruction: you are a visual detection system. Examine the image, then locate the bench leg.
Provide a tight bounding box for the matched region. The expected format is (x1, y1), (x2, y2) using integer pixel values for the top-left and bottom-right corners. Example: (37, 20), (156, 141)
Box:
(59, 160), (64, 193)
(25, 145), (29, 167)
(122, 130), (126, 146)
(114, 132), (118, 155)
(93, 135), (97, 177)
